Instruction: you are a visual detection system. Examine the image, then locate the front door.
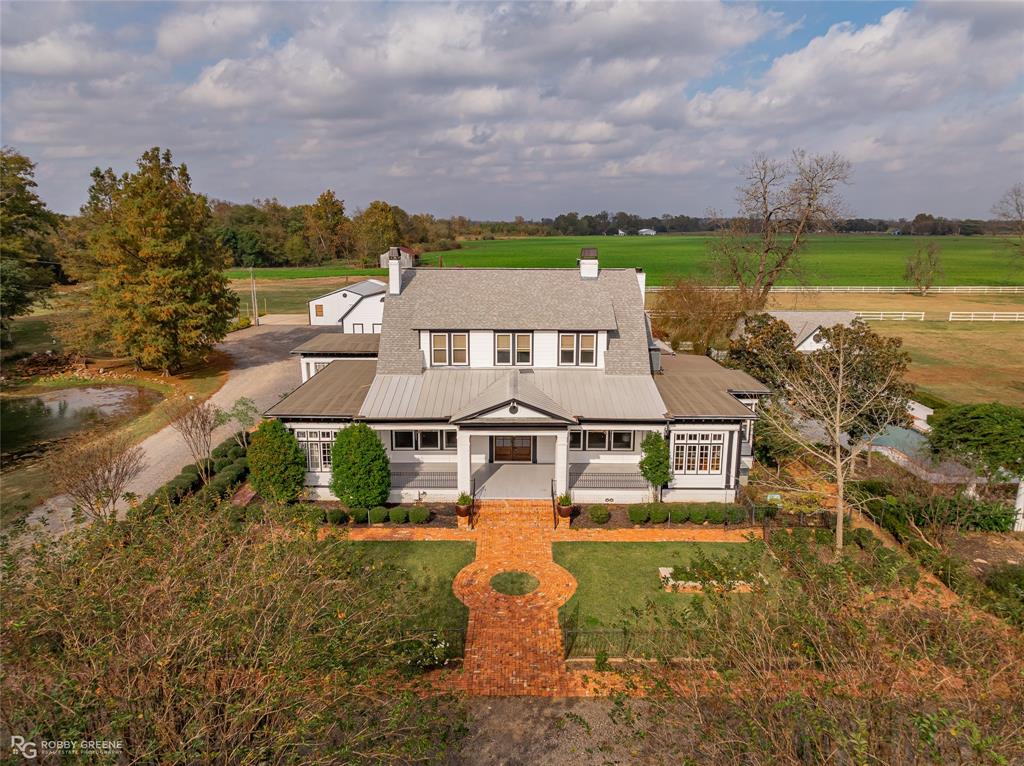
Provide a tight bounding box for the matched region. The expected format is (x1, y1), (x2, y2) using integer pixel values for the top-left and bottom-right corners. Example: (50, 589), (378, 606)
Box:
(493, 436), (532, 462)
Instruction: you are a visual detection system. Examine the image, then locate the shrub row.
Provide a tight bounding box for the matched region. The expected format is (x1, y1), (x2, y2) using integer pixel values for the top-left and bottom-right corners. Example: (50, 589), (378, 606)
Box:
(626, 502), (747, 525)
(870, 494), (1017, 535)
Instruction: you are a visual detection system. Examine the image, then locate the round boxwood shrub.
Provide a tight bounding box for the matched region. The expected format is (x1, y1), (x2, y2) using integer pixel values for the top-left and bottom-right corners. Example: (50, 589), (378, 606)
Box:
(689, 507), (707, 524)
(330, 423), (391, 509)
(728, 505), (747, 524)
(648, 504), (669, 523)
(588, 505), (611, 524)
(350, 507), (369, 524)
(369, 506), (389, 524)
(227, 445), (246, 460)
(627, 504), (649, 524)
(706, 506), (726, 524)
(409, 506), (431, 524)
(213, 457), (233, 473)
(389, 507), (408, 524)
(669, 506), (689, 524)
(248, 420), (306, 503)
(326, 508), (348, 524)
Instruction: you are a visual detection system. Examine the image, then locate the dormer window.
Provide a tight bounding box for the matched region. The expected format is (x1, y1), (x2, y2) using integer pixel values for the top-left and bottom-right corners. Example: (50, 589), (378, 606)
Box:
(431, 332), (469, 366)
(559, 332), (597, 366)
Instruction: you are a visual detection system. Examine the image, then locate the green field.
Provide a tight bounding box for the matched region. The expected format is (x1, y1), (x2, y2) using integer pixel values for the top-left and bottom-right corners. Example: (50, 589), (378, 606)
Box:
(231, 235), (1020, 286)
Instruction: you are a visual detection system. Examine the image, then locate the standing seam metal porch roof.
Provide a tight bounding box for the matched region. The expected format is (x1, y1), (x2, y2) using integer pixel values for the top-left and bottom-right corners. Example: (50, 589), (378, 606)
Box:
(359, 368), (667, 421)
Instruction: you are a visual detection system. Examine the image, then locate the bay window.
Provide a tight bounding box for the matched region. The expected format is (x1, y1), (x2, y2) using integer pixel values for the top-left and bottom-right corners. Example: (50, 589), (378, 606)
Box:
(673, 432), (725, 475)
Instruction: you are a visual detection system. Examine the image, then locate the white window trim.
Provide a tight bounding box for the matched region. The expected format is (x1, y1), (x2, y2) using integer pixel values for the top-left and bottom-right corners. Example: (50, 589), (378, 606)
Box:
(450, 333), (469, 366)
(352, 323), (364, 333)
(372, 323), (382, 333)
(392, 430), (416, 450)
(558, 333), (576, 366)
(430, 333), (449, 366)
(569, 429), (583, 450)
(672, 432), (725, 475)
(419, 430), (443, 450)
(514, 333), (533, 366)
(495, 332), (513, 366)
(444, 430), (458, 450)
(579, 333), (597, 366)
(585, 430), (608, 451)
(610, 430), (634, 451)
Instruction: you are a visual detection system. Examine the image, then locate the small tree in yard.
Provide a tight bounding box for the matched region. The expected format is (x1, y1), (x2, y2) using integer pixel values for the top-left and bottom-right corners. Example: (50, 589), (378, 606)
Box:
(248, 420), (306, 503)
(640, 432), (671, 501)
(757, 321), (912, 553)
(331, 423), (390, 508)
(904, 242), (943, 295)
(53, 434), (146, 522)
(928, 404), (1024, 531)
(217, 397), (259, 448)
(169, 399), (222, 485)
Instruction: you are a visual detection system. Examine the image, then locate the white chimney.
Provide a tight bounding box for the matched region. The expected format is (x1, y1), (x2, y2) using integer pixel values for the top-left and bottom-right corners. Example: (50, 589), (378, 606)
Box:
(387, 246), (403, 295)
(578, 247), (599, 279)
(635, 268), (646, 296)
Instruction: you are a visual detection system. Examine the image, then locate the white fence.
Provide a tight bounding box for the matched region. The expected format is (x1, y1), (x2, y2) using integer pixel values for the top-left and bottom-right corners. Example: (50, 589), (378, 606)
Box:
(645, 285), (1024, 294)
(948, 312), (1024, 322)
(854, 311), (925, 321)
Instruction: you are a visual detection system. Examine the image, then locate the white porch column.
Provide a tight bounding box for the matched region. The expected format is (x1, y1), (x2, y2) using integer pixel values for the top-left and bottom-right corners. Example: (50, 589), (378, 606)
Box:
(554, 430), (569, 496)
(456, 429), (472, 495)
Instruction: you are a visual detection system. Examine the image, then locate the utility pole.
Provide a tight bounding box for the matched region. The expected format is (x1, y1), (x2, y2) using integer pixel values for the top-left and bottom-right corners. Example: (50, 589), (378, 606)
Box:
(249, 266), (260, 327)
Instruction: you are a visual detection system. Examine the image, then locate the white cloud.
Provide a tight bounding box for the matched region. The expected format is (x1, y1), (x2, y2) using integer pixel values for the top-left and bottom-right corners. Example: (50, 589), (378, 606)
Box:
(2, 23), (127, 77)
(156, 4), (268, 58)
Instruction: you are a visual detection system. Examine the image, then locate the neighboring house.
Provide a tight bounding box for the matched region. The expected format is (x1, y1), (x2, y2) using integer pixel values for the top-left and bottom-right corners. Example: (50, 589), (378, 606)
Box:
(638, 228), (656, 236)
(292, 333), (380, 382)
(377, 245), (416, 269)
(307, 279), (386, 331)
(268, 249), (767, 504)
(734, 310), (858, 353)
(617, 229), (627, 236)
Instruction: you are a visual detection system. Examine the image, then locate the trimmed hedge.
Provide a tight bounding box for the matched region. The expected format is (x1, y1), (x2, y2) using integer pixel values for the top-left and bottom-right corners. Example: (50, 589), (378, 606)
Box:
(409, 506), (431, 524)
(369, 506), (389, 524)
(389, 507), (408, 524)
(330, 423), (391, 509)
(248, 420), (306, 503)
(588, 505), (611, 524)
(649, 504), (669, 524)
(688, 507), (707, 524)
(669, 506), (689, 523)
(350, 508), (369, 524)
(326, 508), (348, 524)
(706, 507), (726, 524)
(627, 504), (649, 524)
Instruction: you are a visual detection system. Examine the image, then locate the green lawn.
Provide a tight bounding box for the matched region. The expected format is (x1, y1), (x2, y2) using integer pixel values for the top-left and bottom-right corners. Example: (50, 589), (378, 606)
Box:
(553, 541), (742, 628)
(229, 235), (1019, 287)
(348, 541), (474, 629)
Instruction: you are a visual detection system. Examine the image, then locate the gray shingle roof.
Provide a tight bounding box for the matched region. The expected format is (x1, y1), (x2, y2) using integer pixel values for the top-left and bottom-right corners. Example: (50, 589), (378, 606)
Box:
(376, 267), (651, 375)
(360, 368), (666, 421)
(766, 310), (858, 346)
(310, 279), (386, 302)
(264, 360), (376, 418)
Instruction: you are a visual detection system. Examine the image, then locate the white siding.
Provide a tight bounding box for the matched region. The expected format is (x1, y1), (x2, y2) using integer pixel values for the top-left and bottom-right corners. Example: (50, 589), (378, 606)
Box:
(342, 297), (385, 333)
(535, 435), (556, 464)
(569, 427), (649, 466)
(309, 291), (360, 326)
(469, 331), (493, 367)
(534, 331), (558, 367)
(666, 425), (740, 491)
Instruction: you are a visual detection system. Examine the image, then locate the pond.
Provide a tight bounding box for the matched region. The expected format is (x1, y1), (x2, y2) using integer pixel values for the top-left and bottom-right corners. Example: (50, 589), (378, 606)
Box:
(0, 385), (163, 458)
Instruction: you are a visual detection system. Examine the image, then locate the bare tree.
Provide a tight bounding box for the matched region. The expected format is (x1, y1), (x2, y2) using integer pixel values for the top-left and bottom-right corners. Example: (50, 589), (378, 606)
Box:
(169, 399), (222, 484)
(650, 279), (745, 355)
(992, 181), (1024, 256)
(216, 396), (259, 448)
(903, 242), (943, 295)
(757, 322), (911, 553)
(53, 434), (146, 522)
(709, 150), (852, 309)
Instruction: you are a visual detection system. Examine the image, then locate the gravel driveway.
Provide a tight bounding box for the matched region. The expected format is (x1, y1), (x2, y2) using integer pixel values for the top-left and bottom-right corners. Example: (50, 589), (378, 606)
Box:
(24, 324), (324, 536)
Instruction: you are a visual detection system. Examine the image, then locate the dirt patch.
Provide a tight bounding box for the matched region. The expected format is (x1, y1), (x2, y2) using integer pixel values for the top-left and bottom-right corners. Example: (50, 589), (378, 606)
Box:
(948, 532), (1024, 576)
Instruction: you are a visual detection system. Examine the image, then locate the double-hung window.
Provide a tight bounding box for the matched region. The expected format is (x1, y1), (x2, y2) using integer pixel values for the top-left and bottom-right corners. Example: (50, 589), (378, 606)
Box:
(392, 431), (415, 450)
(495, 333), (512, 365)
(515, 333), (532, 365)
(559, 333), (597, 366)
(419, 430), (441, 450)
(585, 431), (608, 450)
(610, 430), (633, 450)
(569, 430), (583, 450)
(430, 332), (469, 366)
(293, 429), (337, 471)
(673, 432), (725, 475)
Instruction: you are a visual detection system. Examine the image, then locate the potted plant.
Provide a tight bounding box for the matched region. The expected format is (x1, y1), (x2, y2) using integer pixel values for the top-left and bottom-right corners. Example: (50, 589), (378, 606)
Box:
(557, 492), (573, 518)
(455, 492), (473, 517)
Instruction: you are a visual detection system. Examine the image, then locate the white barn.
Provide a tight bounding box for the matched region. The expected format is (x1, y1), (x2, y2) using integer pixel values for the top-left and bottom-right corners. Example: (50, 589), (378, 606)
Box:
(307, 279), (386, 332)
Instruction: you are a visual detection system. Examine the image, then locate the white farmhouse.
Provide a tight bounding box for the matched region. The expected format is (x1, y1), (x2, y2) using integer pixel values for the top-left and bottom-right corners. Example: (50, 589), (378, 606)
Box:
(270, 249), (767, 504)
(638, 228), (656, 236)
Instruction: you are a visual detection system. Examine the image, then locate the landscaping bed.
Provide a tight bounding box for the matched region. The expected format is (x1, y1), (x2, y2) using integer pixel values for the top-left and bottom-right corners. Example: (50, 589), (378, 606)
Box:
(568, 502), (753, 530)
(312, 502), (461, 528)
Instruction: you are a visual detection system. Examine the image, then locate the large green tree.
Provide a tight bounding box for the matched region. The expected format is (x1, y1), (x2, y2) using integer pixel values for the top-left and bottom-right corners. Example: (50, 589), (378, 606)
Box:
(248, 420), (307, 502)
(928, 403), (1024, 529)
(727, 312), (802, 390)
(330, 423), (391, 508)
(81, 148), (238, 372)
(352, 200), (401, 265)
(303, 190), (351, 264)
(0, 147), (57, 341)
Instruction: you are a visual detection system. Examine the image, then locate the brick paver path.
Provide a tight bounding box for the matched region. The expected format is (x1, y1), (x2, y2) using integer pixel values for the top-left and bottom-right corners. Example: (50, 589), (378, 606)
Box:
(344, 505), (759, 696)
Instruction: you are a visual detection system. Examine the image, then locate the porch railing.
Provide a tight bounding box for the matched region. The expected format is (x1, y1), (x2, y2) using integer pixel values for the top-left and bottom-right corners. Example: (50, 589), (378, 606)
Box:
(390, 470), (458, 489)
(569, 470), (648, 489)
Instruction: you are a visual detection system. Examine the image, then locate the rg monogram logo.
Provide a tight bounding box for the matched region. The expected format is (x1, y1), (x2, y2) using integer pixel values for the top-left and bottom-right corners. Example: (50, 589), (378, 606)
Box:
(10, 736), (37, 759)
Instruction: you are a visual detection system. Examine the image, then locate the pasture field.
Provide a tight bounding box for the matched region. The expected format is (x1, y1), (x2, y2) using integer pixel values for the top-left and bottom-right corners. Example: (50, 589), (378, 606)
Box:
(230, 235), (1021, 286)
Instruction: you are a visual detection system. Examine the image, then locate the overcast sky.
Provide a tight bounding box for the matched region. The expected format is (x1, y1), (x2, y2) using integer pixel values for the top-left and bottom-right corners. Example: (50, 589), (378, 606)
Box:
(2, 1), (1022, 219)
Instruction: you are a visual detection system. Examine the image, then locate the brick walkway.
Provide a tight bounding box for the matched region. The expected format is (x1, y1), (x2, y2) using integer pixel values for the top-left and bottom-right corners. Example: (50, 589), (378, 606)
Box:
(343, 504), (756, 697)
